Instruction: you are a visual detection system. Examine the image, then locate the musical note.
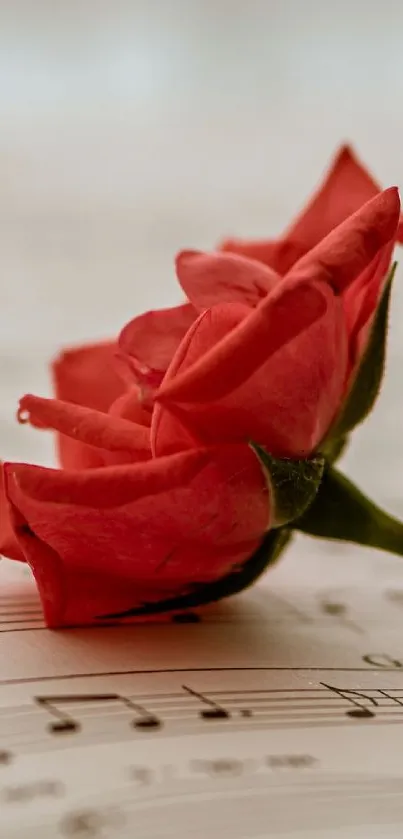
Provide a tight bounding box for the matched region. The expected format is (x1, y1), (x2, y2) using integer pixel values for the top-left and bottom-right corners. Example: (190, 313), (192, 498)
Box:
(385, 589), (403, 608)
(346, 707), (374, 719)
(318, 591), (363, 635)
(35, 693), (162, 734)
(321, 602), (346, 617)
(60, 806), (124, 837)
(182, 685), (231, 720)
(321, 683), (376, 718)
(362, 653), (403, 669)
(190, 758), (245, 777)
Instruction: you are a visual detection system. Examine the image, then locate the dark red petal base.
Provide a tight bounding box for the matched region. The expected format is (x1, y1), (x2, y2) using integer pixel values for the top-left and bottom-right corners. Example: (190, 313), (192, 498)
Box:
(97, 528), (291, 620)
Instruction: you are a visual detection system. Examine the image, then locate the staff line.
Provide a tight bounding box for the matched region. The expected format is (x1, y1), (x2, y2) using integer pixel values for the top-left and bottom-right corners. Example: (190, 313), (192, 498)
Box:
(0, 665), (402, 687)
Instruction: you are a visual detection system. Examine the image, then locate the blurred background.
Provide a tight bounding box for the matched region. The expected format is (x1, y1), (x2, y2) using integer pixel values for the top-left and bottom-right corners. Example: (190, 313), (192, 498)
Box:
(1, 0), (403, 513)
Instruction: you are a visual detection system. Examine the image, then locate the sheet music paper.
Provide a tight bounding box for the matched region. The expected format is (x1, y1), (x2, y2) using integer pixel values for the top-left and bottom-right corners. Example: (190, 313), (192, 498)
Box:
(2, 537), (403, 839)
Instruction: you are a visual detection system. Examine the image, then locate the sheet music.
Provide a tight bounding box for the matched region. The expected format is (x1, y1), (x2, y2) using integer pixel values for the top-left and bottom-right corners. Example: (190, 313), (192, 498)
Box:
(2, 537), (403, 839)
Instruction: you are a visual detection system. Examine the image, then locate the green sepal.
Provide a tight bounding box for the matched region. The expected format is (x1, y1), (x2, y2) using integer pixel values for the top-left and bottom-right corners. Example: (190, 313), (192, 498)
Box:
(321, 434), (349, 465)
(98, 527), (293, 620)
(251, 442), (325, 527)
(325, 263), (396, 446)
(295, 464), (403, 557)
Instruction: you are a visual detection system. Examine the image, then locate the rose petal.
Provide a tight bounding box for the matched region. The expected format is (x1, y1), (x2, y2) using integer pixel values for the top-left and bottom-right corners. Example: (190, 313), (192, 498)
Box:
(18, 395), (151, 464)
(156, 277), (328, 406)
(108, 386), (152, 427)
(154, 285), (348, 458)
(152, 302), (249, 455)
(176, 250), (279, 309)
(348, 259), (396, 374)
(118, 303), (197, 391)
(289, 187), (400, 293)
(219, 237), (306, 275)
(52, 340), (124, 469)
(342, 238), (395, 366)
(53, 340), (123, 410)
(4, 445), (269, 626)
(285, 145), (398, 250)
(0, 463), (25, 561)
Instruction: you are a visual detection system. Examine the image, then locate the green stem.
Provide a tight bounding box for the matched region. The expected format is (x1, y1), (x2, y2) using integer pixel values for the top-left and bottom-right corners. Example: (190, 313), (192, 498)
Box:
(296, 466), (403, 557)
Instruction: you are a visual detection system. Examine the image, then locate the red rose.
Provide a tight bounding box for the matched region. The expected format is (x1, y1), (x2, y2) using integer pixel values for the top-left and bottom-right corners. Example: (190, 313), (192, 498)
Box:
(0, 151), (402, 628)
